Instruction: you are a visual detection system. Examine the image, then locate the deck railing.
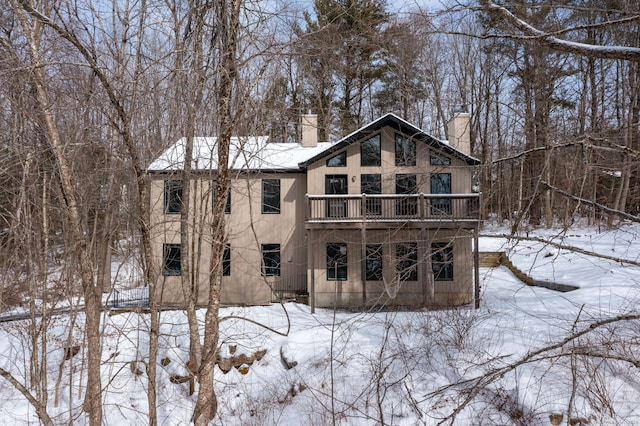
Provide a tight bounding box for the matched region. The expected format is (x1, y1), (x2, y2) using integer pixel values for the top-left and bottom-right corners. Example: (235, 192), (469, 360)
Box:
(105, 287), (150, 309)
(306, 193), (481, 223)
(272, 274), (308, 300)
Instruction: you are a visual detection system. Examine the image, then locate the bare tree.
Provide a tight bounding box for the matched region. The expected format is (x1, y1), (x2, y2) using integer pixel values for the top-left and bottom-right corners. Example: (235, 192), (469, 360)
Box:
(7, 2), (105, 422)
(189, 0), (242, 422)
(8, 0), (180, 423)
(476, 0), (640, 227)
(480, 0), (640, 61)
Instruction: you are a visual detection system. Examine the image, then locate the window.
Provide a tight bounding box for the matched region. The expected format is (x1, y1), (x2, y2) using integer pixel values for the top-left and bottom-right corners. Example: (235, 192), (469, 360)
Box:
(327, 151), (346, 167)
(430, 173), (452, 215)
(327, 175), (347, 194)
(361, 174), (381, 215)
(325, 175), (348, 217)
(395, 134), (416, 166)
(396, 174), (417, 216)
(431, 242), (453, 281)
(262, 179), (280, 214)
(212, 184), (231, 214)
(164, 180), (183, 214)
(327, 243), (347, 280)
(361, 134), (381, 166)
(396, 242), (418, 281)
(366, 244), (383, 281)
(261, 243), (280, 276)
(430, 151), (451, 166)
(223, 244), (231, 276)
(163, 244), (181, 276)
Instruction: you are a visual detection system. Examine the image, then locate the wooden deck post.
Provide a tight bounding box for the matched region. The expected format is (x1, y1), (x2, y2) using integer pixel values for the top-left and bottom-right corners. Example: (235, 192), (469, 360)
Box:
(419, 227), (429, 307)
(308, 229), (315, 313)
(474, 226), (480, 309)
(361, 196), (367, 306)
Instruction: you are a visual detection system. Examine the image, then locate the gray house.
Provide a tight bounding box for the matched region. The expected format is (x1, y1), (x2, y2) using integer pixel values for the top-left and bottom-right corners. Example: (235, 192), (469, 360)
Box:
(147, 113), (481, 309)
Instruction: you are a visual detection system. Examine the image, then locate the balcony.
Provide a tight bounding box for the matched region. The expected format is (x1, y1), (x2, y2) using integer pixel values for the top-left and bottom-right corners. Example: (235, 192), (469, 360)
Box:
(305, 193), (481, 229)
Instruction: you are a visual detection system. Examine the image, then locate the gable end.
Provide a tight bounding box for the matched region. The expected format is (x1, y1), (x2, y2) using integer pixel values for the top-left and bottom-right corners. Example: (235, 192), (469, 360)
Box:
(299, 113), (479, 168)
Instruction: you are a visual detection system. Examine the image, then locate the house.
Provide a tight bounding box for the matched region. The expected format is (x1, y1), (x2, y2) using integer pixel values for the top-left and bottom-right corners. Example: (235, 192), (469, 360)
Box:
(147, 113), (481, 310)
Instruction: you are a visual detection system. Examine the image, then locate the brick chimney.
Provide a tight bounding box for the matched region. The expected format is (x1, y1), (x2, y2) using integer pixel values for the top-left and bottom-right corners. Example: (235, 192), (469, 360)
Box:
(447, 110), (471, 155)
(301, 114), (318, 147)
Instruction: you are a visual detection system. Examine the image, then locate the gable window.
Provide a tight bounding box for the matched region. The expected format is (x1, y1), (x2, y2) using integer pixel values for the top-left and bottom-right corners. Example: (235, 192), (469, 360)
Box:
(395, 174), (417, 216)
(163, 244), (181, 276)
(395, 134), (416, 166)
(431, 242), (453, 281)
(261, 243), (280, 276)
(396, 242), (418, 281)
(327, 151), (347, 167)
(327, 243), (347, 280)
(164, 180), (183, 214)
(262, 179), (281, 214)
(361, 174), (381, 215)
(361, 134), (381, 167)
(430, 173), (452, 215)
(212, 184), (231, 214)
(366, 244), (383, 281)
(223, 244), (231, 276)
(430, 151), (451, 166)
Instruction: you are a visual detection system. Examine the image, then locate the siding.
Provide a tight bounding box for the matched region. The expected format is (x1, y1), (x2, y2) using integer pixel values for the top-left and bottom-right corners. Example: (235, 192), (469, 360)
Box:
(150, 172), (307, 306)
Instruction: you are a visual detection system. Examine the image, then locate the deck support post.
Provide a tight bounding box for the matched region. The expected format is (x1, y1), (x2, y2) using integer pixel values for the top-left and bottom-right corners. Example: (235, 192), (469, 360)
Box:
(308, 230), (315, 313)
(419, 227), (429, 307)
(361, 225), (367, 306)
(474, 226), (480, 309)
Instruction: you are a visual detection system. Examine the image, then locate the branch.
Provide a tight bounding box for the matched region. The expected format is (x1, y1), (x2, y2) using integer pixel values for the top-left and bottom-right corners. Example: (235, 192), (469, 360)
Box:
(492, 138), (640, 164)
(431, 313), (640, 424)
(566, 350), (640, 368)
(541, 180), (640, 224)
(219, 305), (291, 337)
(0, 367), (54, 426)
(480, 0), (640, 61)
(481, 233), (640, 268)
(493, 143), (576, 164)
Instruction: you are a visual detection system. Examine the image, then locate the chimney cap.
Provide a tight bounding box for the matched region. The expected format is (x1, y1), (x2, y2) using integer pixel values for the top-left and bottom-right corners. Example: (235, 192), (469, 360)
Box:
(453, 104), (467, 114)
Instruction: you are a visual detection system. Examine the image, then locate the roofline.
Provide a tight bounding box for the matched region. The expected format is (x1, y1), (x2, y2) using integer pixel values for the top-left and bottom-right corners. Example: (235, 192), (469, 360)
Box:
(146, 168), (305, 176)
(298, 113), (480, 168)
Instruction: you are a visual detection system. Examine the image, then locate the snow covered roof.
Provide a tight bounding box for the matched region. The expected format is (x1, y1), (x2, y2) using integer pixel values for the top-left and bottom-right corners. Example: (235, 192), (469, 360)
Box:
(147, 113), (480, 173)
(147, 136), (337, 172)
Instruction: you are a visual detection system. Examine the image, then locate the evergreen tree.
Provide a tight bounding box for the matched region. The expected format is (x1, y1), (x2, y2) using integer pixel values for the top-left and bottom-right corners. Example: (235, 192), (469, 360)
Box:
(296, 0), (389, 138)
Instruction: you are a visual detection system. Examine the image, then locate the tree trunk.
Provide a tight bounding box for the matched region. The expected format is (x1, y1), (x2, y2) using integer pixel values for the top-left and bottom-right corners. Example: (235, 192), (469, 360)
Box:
(192, 0), (241, 423)
(13, 3), (104, 423)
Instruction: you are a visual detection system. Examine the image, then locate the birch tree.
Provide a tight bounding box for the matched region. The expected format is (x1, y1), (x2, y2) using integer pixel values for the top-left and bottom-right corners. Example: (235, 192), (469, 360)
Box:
(11, 0), (176, 422)
(8, 1), (105, 422)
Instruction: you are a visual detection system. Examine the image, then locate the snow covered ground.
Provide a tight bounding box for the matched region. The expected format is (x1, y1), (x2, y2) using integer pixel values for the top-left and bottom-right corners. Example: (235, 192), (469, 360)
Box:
(0, 223), (639, 425)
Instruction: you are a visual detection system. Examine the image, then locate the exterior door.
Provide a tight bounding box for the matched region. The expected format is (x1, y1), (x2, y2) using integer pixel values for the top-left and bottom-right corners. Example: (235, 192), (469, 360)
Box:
(395, 174), (417, 216)
(430, 173), (452, 215)
(326, 175), (348, 217)
(361, 174), (382, 216)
